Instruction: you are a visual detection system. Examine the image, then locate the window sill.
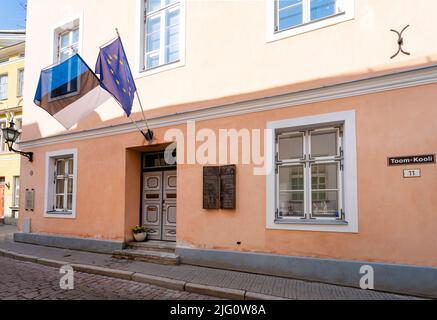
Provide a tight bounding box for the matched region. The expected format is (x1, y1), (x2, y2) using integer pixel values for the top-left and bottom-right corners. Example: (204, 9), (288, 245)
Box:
(275, 219), (348, 226)
(266, 7), (354, 43)
(137, 60), (185, 79)
(44, 211), (75, 219)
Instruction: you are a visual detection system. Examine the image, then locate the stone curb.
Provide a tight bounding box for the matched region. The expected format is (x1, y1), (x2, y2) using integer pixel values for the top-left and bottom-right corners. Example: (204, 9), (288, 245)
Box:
(37, 258), (70, 268)
(185, 283), (245, 300)
(245, 292), (290, 300)
(0, 248), (290, 300)
(71, 264), (134, 281)
(132, 273), (186, 291)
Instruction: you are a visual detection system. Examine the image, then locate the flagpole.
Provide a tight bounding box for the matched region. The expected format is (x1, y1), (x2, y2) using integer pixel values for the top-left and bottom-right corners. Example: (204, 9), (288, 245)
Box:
(115, 28), (153, 141)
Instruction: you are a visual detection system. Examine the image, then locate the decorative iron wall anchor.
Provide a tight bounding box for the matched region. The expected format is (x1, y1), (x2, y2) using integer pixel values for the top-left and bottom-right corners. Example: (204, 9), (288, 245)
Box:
(390, 25), (411, 59)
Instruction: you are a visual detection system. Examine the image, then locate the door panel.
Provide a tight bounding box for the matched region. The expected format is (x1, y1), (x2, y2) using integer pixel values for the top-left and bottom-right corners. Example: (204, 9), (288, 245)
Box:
(143, 172), (162, 240)
(162, 171), (177, 241)
(142, 170), (177, 242)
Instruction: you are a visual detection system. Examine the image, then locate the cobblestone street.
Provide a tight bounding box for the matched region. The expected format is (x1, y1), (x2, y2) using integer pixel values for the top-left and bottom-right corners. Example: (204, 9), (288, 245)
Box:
(0, 256), (215, 300)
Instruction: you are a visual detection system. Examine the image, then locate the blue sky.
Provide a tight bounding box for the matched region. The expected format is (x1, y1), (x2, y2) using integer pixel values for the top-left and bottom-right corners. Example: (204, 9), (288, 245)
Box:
(0, 0), (27, 30)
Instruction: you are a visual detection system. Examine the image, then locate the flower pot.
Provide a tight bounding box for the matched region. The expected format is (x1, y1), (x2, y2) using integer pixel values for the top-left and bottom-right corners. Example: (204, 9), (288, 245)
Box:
(133, 232), (147, 242)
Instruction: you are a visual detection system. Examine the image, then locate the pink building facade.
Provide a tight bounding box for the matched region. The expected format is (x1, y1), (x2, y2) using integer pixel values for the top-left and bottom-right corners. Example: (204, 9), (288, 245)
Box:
(16, 0), (437, 297)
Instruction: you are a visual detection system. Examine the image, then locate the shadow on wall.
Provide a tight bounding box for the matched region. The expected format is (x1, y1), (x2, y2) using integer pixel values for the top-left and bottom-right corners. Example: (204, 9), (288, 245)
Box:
(21, 55), (437, 142)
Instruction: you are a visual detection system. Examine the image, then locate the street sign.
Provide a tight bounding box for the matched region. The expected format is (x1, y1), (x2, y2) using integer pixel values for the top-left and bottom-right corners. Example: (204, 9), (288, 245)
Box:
(388, 154), (435, 166)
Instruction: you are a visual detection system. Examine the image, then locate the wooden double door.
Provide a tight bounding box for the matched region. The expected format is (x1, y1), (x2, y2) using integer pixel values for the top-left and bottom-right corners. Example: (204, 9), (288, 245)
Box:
(142, 171), (177, 242)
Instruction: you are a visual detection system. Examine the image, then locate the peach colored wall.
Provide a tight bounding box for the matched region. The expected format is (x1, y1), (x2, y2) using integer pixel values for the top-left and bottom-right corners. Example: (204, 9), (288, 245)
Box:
(19, 83), (437, 267)
(18, 0), (437, 267)
(176, 84), (437, 268)
(22, 0), (437, 141)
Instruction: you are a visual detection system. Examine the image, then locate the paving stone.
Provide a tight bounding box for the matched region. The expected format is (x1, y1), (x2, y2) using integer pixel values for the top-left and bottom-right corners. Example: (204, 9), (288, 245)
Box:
(0, 256), (214, 300)
(0, 234), (424, 300)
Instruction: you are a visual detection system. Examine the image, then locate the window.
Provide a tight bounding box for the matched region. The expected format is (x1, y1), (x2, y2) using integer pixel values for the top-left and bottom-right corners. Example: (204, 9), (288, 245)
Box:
(13, 117), (22, 150)
(0, 74), (8, 100)
(276, 127), (343, 220)
(13, 176), (20, 207)
(44, 149), (78, 218)
(144, 0), (181, 70)
(54, 158), (74, 212)
(267, 0), (354, 42)
(51, 24), (80, 100)
(57, 28), (79, 63)
(17, 69), (24, 97)
(0, 120), (7, 153)
(267, 111), (358, 233)
(276, 0), (342, 32)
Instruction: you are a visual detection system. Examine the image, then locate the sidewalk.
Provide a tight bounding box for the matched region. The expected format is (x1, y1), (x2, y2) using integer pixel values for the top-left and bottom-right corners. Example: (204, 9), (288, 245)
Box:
(0, 225), (17, 240)
(0, 237), (422, 300)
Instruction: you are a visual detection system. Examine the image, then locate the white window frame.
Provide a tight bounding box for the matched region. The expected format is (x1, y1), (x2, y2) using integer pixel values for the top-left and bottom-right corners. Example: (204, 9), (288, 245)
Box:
(136, 0), (186, 77)
(57, 27), (80, 63)
(0, 119), (8, 153)
(266, 110), (358, 233)
(12, 176), (20, 207)
(0, 74), (8, 100)
(50, 16), (83, 64)
(276, 127), (344, 220)
(44, 149), (78, 219)
(17, 68), (24, 98)
(266, 0), (355, 43)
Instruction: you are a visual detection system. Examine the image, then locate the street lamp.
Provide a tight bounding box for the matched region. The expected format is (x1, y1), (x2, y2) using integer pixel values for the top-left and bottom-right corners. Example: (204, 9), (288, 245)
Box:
(1, 121), (33, 162)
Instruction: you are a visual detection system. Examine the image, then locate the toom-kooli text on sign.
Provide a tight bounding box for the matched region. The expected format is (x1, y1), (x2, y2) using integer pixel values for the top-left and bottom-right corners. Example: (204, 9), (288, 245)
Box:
(388, 154), (435, 166)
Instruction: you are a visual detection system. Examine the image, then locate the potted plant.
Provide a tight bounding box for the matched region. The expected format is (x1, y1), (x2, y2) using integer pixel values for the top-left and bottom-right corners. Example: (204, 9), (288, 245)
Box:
(132, 225), (147, 242)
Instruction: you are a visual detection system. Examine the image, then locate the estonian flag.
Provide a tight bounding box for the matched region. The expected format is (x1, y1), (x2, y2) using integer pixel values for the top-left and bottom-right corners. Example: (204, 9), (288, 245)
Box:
(95, 37), (137, 117)
(34, 54), (110, 129)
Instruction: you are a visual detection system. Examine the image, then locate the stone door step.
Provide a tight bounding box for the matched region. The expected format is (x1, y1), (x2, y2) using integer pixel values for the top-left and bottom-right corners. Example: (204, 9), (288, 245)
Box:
(113, 249), (180, 265)
(127, 241), (176, 253)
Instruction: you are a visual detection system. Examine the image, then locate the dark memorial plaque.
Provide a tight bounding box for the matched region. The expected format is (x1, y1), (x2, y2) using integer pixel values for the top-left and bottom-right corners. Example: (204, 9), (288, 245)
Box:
(203, 165), (237, 210)
(203, 167), (220, 209)
(220, 165), (236, 209)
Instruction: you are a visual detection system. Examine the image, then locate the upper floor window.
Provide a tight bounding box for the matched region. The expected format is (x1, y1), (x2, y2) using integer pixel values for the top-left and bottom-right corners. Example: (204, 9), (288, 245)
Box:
(144, 0), (181, 70)
(0, 74), (8, 100)
(57, 27), (79, 63)
(0, 120), (7, 153)
(276, 0), (343, 31)
(268, 0), (354, 42)
(51, 20), (81, 100)
(17, 69), (24, 97)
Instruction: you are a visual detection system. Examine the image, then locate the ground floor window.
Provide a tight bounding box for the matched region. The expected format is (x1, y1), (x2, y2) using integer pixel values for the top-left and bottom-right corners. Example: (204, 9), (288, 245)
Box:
(266, 110), (358, 233)
(276, 127), (344, 221)
(12, 176), (20, 207)
(44, 149), (78, 218)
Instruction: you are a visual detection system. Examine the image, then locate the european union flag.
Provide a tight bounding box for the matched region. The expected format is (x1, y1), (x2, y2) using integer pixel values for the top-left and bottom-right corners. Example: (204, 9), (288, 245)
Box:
(95, 37), (136, 116)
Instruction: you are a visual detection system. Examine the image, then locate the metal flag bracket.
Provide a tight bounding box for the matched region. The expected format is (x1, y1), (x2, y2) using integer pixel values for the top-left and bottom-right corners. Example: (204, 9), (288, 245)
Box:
(390, 25), (411, 59)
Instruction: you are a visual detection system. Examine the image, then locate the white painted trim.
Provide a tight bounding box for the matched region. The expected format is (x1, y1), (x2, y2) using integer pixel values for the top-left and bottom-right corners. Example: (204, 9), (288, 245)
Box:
(266, 110), (358, 233)
(266, 0), (355, 43)
(0, 57), (25, 68)
(49, 13), (84, 64)
(20, 64), (437, 149)
(44, 148), (78, 219)
(135, 0), (186, 77)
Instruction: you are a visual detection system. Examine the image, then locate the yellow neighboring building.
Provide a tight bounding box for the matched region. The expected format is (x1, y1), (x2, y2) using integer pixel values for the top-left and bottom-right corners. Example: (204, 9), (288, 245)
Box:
(0, 30), (25, 224)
